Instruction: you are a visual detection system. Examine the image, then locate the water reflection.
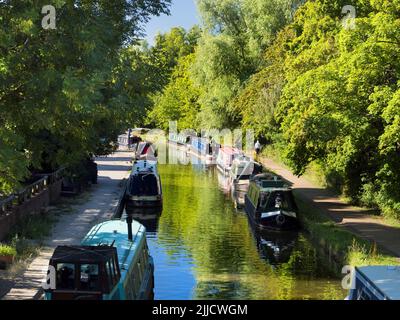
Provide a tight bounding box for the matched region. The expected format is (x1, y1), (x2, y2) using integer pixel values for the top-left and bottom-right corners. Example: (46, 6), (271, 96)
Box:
(125, 207), (162, 233)
(252, 229), (298, 266)
(131, 143), (346, 300)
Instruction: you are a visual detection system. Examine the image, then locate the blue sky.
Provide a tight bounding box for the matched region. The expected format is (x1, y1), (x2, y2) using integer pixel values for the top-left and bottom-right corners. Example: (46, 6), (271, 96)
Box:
(144, 0), (200, 45)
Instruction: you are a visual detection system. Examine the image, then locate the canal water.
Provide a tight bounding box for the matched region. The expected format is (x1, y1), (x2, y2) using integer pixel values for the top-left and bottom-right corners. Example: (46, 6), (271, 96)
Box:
(126, 144), (347, 300)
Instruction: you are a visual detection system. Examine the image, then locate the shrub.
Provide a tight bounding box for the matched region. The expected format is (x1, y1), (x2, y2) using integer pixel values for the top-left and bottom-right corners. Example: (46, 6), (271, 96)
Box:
(0, 244), (17, 257)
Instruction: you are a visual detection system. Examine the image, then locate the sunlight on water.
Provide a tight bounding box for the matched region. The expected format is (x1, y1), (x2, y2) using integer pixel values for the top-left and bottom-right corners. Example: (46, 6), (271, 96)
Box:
(126, 144), (347, 300)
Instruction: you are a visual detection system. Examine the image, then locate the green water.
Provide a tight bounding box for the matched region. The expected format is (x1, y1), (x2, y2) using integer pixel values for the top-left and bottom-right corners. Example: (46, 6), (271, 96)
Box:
(130, 145), (347, 300)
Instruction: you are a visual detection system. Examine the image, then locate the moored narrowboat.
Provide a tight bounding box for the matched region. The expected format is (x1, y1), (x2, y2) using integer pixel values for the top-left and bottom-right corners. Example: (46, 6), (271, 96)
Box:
(347, 266), (400, 300)
(229, 156), (263, 183)
(125, 160), (162, 209)
(216, 146), (241, 175)
(244, 174), (299, 231)
(169, 132), (190, 147)
(44, 219), (154, 300)
(189, 136), (216, 164)
(134, 142), (158, 161)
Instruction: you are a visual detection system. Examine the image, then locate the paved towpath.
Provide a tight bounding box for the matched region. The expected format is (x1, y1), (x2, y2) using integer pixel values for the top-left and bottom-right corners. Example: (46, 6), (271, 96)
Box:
(257, 155), (400, 259)
(1, 150), (133, 300)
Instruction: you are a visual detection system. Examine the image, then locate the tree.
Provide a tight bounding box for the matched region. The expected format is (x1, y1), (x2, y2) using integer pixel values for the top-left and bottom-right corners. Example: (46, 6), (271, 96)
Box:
(191, 0), (305, 129)
(148, 54), (202, 131)
(0, 0), (172, 193)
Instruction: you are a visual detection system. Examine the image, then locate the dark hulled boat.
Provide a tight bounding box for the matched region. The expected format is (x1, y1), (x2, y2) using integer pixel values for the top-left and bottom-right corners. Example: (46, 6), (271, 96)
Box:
(244, 174), (300, 231)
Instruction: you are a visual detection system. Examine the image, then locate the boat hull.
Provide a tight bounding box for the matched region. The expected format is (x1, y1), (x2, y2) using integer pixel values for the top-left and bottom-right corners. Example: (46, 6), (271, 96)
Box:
(126, 199), (163, 209)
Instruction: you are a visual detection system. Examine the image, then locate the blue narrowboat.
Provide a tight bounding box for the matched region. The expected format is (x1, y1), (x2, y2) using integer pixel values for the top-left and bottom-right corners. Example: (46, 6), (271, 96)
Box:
(244, 174), (300, 231)
(44, 219), (154, 300)
(347, 266), (400, 300)
(189, 136), (215, 163)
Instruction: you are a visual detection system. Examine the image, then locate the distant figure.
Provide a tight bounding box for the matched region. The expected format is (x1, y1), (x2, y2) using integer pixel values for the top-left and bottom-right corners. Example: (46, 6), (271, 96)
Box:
(127, 128), (132, 149)
(255, 140), (261, 155)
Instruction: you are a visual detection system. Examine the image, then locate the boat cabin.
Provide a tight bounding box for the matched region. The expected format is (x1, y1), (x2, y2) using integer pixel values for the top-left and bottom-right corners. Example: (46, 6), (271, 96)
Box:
(347, 266), (400, 300)
(46, 246), (121, 300)
(169, 132), (190, 146)
(45, 219), (155, 301)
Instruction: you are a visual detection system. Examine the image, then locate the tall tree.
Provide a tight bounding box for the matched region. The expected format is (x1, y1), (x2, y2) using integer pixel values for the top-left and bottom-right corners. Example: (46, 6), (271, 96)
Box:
(0, 0), (171, 193)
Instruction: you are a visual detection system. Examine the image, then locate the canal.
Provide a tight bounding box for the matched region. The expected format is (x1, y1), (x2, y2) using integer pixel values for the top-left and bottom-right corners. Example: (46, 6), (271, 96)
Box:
(126, 144), (347, 300)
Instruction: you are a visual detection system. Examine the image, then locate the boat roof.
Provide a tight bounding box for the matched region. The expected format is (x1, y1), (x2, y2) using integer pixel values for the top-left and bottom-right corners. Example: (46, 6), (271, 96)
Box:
(50, 246), (117, 264)
(82, 220), (146, 273)
(131, 160), (158, 175)
(233, 156), (254, 165)
(220, 146), (241, 155)
(356, 266), (400, 300)
(251, 179), (292, 192)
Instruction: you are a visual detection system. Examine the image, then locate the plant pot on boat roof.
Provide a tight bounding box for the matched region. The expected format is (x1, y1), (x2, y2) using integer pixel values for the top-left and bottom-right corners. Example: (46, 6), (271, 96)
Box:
(0, 245), (17, 269)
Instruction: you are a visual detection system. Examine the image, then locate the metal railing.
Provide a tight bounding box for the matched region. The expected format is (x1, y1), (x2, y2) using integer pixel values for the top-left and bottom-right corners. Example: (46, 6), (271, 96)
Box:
(0, 168), (65, 216)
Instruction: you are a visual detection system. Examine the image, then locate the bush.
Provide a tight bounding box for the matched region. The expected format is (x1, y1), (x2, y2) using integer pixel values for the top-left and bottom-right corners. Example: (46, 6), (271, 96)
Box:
(0, 244), (17, 257)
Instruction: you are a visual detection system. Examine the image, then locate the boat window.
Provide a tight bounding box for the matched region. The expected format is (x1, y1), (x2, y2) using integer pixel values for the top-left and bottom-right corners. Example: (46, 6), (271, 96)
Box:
(130, 174), (159, 196)
(113, 256), (120, 279)
(56, 263), (76, 290)
(261, 191), (297, 211)
(106, 260), (116, 289)
(79, 264), (100, 291)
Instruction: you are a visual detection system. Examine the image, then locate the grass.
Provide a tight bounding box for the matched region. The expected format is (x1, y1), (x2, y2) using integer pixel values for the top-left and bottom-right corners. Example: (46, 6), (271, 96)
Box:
(295, 195), (399, 268)
(2, 191), (89, 268)
(6, 211), (59, 263)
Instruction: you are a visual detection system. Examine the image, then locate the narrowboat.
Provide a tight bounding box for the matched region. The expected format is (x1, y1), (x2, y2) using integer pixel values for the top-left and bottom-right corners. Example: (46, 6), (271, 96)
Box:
(44, 218), (154, 300)
(229, 157), (263, 208)
(229, 156), (263, 183)
(134, 142), (158, 161)
(346, 266), (400, 300)
(189, 136), (216, 164)
(216, 146), (241, 175)
(217, 170), (232, 195)
(244, 174), (299, 231)
(169, 132), (190, 147)
(231, 183), (247, 209)
(125, 160), (163, 209)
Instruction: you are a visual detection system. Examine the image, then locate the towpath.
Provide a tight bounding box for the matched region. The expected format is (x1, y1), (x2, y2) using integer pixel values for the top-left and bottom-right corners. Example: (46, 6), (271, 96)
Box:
(1, 150), (133, 300)
(257, 155), (400, 259)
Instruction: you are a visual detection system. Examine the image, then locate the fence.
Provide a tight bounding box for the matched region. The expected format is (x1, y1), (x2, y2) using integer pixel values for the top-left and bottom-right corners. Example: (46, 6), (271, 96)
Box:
(0, 168), (65, 241)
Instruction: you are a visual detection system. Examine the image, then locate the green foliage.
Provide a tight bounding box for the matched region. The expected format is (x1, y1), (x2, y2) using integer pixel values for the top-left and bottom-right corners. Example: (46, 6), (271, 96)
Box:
(274, 0), (400, 217)
(0, 0), (171, 193)
(0, 244), (17, 257)
(148, 54), (202, 131)
(146, 26), (202, 91)
(191, 0), (304, 129)
(146, 0), (400, 221)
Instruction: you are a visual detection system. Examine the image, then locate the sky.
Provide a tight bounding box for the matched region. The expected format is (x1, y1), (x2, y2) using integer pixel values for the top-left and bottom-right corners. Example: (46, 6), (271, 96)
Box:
(144, 0), (200, 46)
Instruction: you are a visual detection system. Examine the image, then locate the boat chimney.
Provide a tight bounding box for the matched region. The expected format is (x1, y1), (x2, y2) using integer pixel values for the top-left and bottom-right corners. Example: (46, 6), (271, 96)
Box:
(127, 216), (133, 241)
